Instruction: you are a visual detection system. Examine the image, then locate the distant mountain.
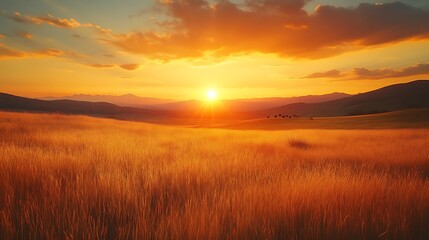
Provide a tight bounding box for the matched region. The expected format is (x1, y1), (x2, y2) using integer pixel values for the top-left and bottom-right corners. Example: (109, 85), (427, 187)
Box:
(154, 92), (350, 112)
(0, 93), (169, 118)
(257, 80), (429, 117)
(41, 94), (175, 108)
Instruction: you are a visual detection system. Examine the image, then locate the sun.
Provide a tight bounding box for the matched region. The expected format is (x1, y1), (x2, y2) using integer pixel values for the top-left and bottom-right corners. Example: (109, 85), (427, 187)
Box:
(206, 89), (217, 101)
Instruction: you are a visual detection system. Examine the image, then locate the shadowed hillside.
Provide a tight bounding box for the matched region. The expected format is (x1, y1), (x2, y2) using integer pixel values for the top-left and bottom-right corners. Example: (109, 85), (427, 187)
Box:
(258, 80), (429, 117)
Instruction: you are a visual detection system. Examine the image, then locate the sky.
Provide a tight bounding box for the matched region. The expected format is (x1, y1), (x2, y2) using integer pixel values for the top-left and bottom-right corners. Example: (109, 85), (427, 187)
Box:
(0, 0), (429, 100)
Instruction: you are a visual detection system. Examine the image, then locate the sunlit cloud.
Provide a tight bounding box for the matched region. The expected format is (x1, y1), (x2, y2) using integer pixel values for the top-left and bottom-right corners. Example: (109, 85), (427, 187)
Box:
(112, 1), (429, 60)
(84, 63), (141, 71)
(8, 12), (111, 34)
(0, 43), (80, 59)
(9, 12), (80, 28)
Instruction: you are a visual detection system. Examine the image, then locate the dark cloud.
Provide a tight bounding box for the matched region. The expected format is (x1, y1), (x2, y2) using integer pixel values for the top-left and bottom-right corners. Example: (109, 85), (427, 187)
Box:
(112, 1), (429, 60)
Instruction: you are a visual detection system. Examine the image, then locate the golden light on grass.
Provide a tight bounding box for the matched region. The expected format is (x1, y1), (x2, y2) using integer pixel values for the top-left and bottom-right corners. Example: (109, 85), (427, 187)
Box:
(1, 111), (429, 239)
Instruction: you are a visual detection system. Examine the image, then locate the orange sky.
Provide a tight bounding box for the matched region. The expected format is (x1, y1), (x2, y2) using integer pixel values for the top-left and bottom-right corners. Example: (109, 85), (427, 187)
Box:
(0, 0), (429, 100)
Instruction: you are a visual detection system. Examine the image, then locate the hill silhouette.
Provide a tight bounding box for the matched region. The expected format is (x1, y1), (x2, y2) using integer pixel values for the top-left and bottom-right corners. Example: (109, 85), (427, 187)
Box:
(258, 80), (429, 117)
(1, 80), (429, 121)
(0, 93), (170, 118)
(41, 94), (175, 108)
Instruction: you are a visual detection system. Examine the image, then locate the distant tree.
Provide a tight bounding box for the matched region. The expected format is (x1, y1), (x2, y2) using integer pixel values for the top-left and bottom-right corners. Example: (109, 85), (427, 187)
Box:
(274, 115), (278, 118)
(267, 116), (270, 118)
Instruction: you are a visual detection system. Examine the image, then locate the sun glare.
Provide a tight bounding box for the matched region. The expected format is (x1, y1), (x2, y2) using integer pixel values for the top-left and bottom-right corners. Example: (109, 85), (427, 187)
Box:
(207, 89), (217, 101)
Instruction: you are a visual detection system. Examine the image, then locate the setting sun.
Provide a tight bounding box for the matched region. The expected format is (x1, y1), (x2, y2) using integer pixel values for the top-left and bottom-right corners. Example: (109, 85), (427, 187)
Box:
(207, 89), (217, 101)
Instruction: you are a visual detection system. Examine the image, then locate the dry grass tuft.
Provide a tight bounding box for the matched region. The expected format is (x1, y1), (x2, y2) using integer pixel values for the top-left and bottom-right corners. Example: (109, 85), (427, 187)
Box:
(289, 139), (312, 149)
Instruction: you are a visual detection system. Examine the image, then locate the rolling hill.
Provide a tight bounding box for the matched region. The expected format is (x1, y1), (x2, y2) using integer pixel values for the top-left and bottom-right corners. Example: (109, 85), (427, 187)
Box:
(257, 80), (429, 117)
(41, 94), (175, 108)
(2, 80), (429, 123)
(0, 92), (171, 119)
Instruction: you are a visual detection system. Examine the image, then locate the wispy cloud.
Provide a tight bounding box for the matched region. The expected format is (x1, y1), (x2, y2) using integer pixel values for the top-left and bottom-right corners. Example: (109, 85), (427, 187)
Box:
(0, 44), (25, 58)
(119, 63), (140, 71)
(0, 43), (79, 59)
(8, 12), (111, 34)
(304, 63), (429, 80)
(85, 63), (140, 71)
(16, 32), (33, 39)
(87, 63), (115, 68)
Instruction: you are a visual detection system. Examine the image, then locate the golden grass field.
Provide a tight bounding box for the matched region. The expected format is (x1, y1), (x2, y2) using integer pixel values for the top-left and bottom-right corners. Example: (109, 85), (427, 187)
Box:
(1, 111), (429, 239)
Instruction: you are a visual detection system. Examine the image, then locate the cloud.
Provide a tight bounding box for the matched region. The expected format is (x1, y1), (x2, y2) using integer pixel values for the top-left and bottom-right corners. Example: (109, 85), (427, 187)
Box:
(0, 44), (25, 58)
(0, 44), (79, 59)
(112, 1), (429, 60)
(85, 63), (140, 71)
(304, 69), (341, 78)
(16, 32), (33, 39)
(8, 12), (111, 33)
(71, 33), (83, 39)
(304, 63), (429, 80)
(9, 12), (80, 28)
(119, 63), (140, 70)
(88, 63), (115, 68)
(351, 64), (429, 80)
(35, 48), (66, 57)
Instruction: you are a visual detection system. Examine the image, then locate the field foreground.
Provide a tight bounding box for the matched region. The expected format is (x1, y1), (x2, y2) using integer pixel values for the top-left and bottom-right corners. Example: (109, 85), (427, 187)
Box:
(1, 112), (429, 239)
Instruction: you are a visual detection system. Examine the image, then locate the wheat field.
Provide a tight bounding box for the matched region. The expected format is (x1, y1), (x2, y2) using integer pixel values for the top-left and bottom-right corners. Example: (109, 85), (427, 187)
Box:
(0, 111), (428, 239)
